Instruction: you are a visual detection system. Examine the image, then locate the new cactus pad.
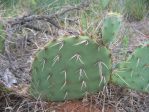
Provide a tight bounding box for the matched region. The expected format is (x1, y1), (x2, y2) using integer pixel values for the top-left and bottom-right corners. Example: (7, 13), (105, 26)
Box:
(112, 46), (149, 92)
(102, 13), (121, 45)
(30, 36), (111, 101)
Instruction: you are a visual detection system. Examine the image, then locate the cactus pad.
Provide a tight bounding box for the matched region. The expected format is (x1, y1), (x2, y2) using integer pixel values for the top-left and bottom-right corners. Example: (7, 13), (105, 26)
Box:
(112, 46), (149, 92)
(102, 13), (121, 45)
(30, 36), (111, 101)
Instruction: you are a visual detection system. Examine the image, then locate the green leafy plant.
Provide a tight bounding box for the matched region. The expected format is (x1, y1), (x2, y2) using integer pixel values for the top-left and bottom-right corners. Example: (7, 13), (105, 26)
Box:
(124, 0), (147, 21)
(0, 0), (33, 17)
(122, 35), (129, 48)
(0, 23), (5, 53)
(30, 0), (81, 14)
(0, 0), (18, 7)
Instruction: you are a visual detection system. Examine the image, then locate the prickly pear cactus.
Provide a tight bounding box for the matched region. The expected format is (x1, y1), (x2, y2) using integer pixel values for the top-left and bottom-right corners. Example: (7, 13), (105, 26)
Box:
(102, 13), (121, 45)
(30, 36), (112, 101)
(112, 46), (149, 92)
(0, 23), (5, 53)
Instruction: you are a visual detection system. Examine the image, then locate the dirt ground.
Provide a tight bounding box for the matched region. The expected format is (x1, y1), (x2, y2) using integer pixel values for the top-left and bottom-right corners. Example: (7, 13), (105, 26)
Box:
(0, 16), (149, 112)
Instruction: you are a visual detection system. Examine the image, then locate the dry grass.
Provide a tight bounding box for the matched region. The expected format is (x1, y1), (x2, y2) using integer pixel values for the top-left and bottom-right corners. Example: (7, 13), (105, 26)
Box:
(1, 84), (149, 112)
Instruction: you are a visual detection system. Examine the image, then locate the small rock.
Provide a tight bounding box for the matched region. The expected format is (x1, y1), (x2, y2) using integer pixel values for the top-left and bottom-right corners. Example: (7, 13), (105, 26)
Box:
(2, 69), (17, 88)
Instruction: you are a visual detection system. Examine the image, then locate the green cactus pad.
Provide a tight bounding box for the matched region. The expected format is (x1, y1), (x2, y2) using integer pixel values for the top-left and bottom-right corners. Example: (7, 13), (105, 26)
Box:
(0, 23), (5, 53)
(30, 36), (111, 101)
(112, 46), (149, 92)
(102, 13), (121, 45)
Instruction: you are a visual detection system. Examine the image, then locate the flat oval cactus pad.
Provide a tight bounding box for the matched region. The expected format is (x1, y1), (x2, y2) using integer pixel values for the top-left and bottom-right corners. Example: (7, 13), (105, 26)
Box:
(30, 36), (111, 101)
